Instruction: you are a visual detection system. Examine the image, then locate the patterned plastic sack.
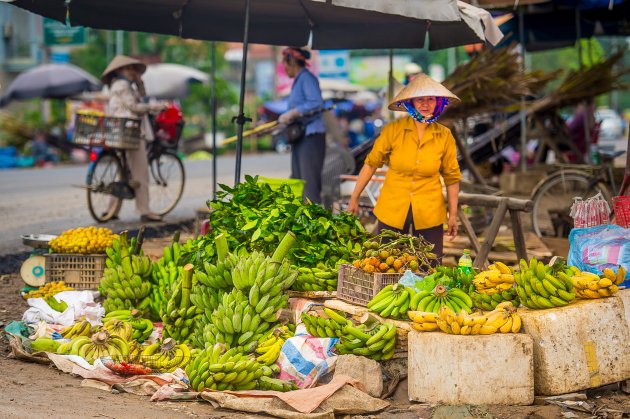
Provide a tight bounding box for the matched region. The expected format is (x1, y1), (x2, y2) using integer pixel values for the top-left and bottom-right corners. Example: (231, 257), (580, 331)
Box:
(568, 224), (630, 286)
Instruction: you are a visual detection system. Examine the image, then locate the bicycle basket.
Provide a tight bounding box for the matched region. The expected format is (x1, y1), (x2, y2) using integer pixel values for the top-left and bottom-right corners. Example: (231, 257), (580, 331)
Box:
(73, 112), (142, 150)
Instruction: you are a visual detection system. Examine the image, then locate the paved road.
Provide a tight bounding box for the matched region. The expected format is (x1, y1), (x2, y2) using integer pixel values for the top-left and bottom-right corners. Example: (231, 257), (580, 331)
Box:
(0, 152), (291, 255)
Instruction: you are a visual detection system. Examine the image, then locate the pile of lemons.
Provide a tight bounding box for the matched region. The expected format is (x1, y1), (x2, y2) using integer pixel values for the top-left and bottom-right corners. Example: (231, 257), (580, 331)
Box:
(24, 281), (74, 299)
(50, 227), (118, 254)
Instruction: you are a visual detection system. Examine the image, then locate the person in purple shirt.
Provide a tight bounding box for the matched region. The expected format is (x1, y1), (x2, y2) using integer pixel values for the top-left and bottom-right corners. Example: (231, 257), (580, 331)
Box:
(278, 47), (326, 204)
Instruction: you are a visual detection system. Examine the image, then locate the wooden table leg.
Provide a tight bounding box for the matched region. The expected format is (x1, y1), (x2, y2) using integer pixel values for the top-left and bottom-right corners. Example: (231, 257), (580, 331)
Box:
(510, 209), (528, 263)
(473, 198), (508, 269)
(457, 207), (482, 254)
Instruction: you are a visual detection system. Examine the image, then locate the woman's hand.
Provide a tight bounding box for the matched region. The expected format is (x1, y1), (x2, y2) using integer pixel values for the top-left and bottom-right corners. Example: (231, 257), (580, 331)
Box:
(346, 196), (360, 216)
(447, 214), (458, 239)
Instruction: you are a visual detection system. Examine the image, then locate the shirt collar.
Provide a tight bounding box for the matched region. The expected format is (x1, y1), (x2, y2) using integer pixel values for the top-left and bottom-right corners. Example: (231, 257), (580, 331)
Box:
(402, 116), (438, 145)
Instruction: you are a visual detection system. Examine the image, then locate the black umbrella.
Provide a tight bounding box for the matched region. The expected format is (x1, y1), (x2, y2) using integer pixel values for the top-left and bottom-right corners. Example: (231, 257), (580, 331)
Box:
(0, 63), (101, 107)
(7, 0), (501, 184)
(499, 0), (630, 52)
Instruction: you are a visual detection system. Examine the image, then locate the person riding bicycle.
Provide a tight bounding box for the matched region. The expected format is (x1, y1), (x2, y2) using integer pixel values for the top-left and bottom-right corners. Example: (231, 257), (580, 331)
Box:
(101, 55), (166, 222)
(347, 73), (461, 264)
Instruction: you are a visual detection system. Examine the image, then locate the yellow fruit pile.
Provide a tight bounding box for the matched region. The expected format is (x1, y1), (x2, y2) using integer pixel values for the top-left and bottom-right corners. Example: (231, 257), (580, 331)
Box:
(24, 281), (74, 299)
(473, 262), (515, 294)
(50, 227), (118, 254)
(409, 301), (522, 335)
(572, 267), (625, 299)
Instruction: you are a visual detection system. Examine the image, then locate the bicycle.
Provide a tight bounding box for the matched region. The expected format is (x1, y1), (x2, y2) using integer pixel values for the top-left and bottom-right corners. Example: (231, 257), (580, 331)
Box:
(530, 149), (626, 237)
(74, 110), (185, 223)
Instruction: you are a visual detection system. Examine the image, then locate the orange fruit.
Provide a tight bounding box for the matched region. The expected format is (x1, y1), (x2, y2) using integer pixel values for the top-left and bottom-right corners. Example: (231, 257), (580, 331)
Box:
(393, 259), (404, 270)
(379, 263), (389, 272)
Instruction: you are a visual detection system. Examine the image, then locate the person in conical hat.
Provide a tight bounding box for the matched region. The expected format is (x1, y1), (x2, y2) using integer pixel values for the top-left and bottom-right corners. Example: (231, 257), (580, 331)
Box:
(102, 55), (165, 222)
(347, 73), (461, 264)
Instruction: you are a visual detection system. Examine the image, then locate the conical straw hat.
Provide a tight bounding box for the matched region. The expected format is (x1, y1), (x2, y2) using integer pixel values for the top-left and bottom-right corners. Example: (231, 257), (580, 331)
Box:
(100, 55), (146, 84)
(388, 73), (459, 111)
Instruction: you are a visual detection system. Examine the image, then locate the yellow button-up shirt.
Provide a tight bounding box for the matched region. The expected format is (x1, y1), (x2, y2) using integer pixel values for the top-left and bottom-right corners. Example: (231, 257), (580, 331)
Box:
(365, 116), (462, 230)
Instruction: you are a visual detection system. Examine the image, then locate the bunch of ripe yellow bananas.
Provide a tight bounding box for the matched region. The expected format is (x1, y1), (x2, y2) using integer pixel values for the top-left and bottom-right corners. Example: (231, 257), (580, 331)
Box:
(572, 266), (625, 299)
(472, 262), (515, 294)
(140, 338), (191, 372)
(409, 301), (521, 335)
(255, 325), (293, 365)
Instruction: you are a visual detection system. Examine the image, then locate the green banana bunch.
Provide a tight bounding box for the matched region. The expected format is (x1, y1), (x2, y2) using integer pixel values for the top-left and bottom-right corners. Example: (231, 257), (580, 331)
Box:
(515, 257), (576, 309)
(367, 284), (417, 319)
(470, 288), (519, 311)
(148, 236), (185, 320)
(30, 337), (61, 353)
(196, 232), (298, 350)
(100, 232), (153, 314)
(408, 284), (473, 314)
(336, 321), (397, 361)
(103, 309), (154, 342)
(161, 264), (204, 344)
(139, 338), (192, 372)
(301, 308), (349, 338)
(257, 376), (299, 392)
(293, 265), (338, 292)
(185, 344), (274, 392)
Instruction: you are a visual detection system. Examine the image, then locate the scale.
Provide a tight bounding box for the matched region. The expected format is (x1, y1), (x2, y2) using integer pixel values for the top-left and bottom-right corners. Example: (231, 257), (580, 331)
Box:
(20, 234), (57, 287)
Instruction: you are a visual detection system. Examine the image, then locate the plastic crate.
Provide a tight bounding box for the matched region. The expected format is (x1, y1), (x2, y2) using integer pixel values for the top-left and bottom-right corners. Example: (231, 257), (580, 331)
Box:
(613, 195), (630, 228)
(45, 254), (107, 290)
(258, 177), (305, 198)
(73, 112), (141, 150)
(337, 264), (402, 306)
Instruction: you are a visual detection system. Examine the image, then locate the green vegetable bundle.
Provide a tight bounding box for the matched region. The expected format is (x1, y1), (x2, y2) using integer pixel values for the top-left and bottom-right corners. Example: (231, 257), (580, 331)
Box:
(184, 175), (367, 270)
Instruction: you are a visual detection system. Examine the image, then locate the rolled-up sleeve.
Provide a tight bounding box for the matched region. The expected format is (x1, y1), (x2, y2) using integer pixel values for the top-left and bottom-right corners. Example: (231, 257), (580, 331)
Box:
(440, 130), (462, 185)
(365, 124), (393, 168)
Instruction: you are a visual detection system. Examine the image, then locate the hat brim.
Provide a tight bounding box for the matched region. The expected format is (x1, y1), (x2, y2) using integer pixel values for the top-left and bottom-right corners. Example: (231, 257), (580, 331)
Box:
(100, 56), (147, 84)
(388, 73), (459, 111)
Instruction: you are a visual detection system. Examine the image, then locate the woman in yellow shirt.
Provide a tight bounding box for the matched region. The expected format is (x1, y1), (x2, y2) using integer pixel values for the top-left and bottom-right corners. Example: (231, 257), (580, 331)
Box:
(347, 74), (461, 263)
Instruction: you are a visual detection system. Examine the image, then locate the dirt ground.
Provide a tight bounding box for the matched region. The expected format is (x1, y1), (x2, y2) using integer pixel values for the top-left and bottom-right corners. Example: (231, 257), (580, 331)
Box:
(2, 239), (630, 418)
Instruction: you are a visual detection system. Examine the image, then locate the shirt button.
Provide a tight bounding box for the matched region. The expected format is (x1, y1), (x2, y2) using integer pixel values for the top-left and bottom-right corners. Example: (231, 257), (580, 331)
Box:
(416, 160), (419, 164)
(410, 192), (413, 196)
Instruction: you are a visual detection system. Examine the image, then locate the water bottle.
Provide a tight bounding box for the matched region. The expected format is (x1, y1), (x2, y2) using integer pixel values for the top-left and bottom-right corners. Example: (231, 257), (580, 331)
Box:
(457, 249), (473, 276)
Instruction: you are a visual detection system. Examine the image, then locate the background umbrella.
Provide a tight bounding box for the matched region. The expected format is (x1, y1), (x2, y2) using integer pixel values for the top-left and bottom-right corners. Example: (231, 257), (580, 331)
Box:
(6, 0), (502, 185)
(142, 63), (210, 99)
(0, 63), (101, 107)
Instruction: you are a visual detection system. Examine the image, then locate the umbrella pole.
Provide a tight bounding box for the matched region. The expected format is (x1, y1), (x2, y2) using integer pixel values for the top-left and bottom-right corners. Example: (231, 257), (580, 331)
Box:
(211, 41), (218, 199)
(388, 49), (394, 122)
(233, 0), (253, 186)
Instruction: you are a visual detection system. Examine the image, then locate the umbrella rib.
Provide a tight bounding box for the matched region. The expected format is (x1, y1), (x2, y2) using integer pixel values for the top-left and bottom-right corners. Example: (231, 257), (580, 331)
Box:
(298, 0), (316, 29)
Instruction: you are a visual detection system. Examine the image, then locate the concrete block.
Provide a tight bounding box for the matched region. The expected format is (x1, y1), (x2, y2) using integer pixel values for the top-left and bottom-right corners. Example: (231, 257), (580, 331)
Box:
(615, 289), (630, 333)
(408, 331), (534, 405)
(519, 297), (630, 396)
(334, 354), (383, 398)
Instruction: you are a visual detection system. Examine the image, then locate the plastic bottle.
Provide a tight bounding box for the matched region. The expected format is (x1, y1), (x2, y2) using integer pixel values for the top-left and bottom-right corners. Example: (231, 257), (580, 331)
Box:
(457, 249), (473, 276)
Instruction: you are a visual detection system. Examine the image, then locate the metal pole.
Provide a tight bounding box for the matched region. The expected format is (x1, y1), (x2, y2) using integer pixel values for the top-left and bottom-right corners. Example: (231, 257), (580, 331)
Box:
(518, 10), (527, 173)
(388, 49), (394, 122)
(116, 30), (123, 55)
(211, 41), (218, 199)
(233, 0), (252, 186)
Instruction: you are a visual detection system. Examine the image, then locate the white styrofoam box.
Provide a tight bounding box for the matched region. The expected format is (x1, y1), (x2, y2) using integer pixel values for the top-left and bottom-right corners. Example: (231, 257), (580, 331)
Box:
(408, 331), (534, 405)
(519, 296), (630, 395)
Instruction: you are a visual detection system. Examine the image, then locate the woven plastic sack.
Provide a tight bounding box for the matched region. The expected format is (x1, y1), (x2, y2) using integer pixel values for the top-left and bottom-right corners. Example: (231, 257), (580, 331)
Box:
(568, 224), (630, 286)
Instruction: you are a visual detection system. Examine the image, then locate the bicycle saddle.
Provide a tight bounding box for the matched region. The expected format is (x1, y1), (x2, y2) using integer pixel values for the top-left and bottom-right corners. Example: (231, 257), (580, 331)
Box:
(600, 150), (626, 162)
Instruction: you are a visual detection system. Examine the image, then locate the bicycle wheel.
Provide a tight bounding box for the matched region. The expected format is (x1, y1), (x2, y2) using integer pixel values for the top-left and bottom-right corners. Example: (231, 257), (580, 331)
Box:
(530, 171), (611, 237)
(148, 151), (185, 216)
(87, 152), (123, 223)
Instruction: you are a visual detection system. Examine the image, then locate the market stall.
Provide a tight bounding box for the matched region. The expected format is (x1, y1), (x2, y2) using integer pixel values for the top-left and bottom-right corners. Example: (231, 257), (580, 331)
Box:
(5, 176), (630, 415)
